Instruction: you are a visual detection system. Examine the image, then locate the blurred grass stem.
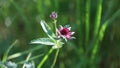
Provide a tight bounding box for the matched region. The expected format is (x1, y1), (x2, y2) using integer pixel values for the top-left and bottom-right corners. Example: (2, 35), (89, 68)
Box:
(37, 48), (54, 68)
(2, 40), (18, 63)
(51, 49), (59, 68)
(85, 0), (91, 47)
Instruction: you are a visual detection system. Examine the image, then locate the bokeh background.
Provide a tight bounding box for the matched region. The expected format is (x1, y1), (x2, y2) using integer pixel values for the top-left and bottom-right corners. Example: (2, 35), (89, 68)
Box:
(0, 0), (120, 68)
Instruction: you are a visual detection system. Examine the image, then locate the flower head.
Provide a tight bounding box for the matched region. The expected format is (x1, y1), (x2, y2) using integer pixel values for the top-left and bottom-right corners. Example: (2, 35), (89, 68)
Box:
(50, 11), (58, 19)
(58, 25), (75, 41)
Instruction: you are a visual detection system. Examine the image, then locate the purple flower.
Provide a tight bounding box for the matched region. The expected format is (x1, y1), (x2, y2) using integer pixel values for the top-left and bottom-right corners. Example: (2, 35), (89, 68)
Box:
(50, 12), (58, 19)
(58, 25), (75, 40)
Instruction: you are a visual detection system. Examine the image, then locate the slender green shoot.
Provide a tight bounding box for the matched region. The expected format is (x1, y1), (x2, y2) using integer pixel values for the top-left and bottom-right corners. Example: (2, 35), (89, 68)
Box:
(17, 54), (43, 64)
(91, 9), (120, 67)
(2, 40), (18, 63)
(51, 49), (59, 68)
(37, 48), (54, 68)
(93, 0), (103, 38)
(8, 46), (43, 60)
(22, 53), (32, 68)
(85, 0), (91, 47)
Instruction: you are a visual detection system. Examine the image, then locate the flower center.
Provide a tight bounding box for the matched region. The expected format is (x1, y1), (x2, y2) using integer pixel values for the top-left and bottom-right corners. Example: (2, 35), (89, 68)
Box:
(60, 28), (69, 35)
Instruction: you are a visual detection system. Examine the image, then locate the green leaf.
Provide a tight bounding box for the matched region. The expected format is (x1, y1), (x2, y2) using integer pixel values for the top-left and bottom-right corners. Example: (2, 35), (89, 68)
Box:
(2, 40), (18, 63)
(17, 54), (43, 64)
(8, 46), (43, 60)
(40, 20), (55, 41)
(99, 9), (120, 41)
(30, 38), (55, 45)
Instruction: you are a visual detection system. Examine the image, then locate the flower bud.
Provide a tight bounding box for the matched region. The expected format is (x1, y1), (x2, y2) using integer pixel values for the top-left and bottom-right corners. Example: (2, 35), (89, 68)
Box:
(50, 12), (58, 19)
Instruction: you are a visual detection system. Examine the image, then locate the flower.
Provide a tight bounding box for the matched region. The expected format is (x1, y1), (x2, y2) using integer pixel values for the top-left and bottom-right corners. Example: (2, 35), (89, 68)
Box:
(58, 25), (75, 41)
(50, 11), (58, 19)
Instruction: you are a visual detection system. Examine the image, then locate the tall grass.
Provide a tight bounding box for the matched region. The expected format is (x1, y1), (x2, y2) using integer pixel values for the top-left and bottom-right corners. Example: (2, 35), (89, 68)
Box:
(0, 0), (120, 68)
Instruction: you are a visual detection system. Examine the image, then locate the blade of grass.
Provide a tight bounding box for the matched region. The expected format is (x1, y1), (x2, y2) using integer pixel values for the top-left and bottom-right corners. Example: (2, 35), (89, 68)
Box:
(8, 45), (43, 60)
(37, 48), (54, 68)
(90, 9), (120, 68)
(99, 9), (120, 41)
(85, 0), (91, 48)
(93, 0), (103, 38)
(2, 40), (18, 63)
(93, 9), (120, 58)
(22, 53), (32, 68)
(79, 9), (120, 67)
(90, 0), (103, 67)
(17, 54), (43, 64)
(101, 0), (114, 23)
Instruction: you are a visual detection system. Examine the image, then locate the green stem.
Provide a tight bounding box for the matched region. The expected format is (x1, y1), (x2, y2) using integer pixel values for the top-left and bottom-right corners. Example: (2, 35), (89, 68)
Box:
(37, 48), (54, 68)
(91, 0), (103, 67)
(91, 10), (120, 59)
(22, 53), (32, 68)
(51, 49), (59, 68)
(93, 0), (103, 38)
(85, 0), (91, 47)
(8, 45), (43, 60)
(54, 19), (57, 35)
(17, 54), (43, 64)
(92, 0), (103, 59)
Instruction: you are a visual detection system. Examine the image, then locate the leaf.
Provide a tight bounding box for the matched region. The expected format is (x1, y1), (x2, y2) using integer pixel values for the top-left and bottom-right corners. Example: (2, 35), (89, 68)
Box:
(104, 9), (120, 25)
(30, 38), (55, 45)
(8, 46), (43, 60)
(2, 40), (18, 63)
(40, 20), (55, 41)
(17, 54), (43, 64)
(99, 9), (120, 41)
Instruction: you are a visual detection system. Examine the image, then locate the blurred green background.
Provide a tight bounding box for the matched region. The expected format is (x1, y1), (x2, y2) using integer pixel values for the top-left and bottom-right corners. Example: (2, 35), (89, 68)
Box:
(0, 0), (120, 68)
